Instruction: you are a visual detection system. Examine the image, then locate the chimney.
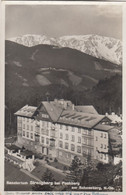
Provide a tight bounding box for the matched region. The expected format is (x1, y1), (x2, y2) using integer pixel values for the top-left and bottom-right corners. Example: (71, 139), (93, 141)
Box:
(64, 102), (67, 109)
(72, 104), (75, 110)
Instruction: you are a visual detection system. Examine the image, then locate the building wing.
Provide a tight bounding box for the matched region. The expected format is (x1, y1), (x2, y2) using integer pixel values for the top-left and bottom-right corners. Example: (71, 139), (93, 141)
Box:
(14, 105), (37, 118)
(75, 105), (98, 114)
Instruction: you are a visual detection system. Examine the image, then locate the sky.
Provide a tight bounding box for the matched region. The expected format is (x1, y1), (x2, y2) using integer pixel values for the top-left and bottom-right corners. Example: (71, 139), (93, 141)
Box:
(5, 4), (122, 40)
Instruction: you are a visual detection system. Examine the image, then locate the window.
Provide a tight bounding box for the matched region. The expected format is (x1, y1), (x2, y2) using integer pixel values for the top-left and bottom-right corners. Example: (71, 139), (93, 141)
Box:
(65, 134), (69, 140)
(84, 129), (88, 134)
(23, 124), (25, 129)
(77, 146), (81, 153)
(42, 113), (49, 118)
(27, 132), (29, 138)
(78, 128), (81, 133)
(104, 145), (107, 149)
(60, 124), (62, 129)
(101, 133), (103, 138)
(71, 144), (75, 151)
(96, 136), (98, 141)
(60, 132), (63, 139)
(18, 122), (22, 128)
(31, 133), (33, 139)
(88, 131), (91, 135)
(65, 143), (69, 150)
(78, 137), (81, 143)
(44, 121), (47, 127)
(71, 135), (75, 142)
(83, 137), (88, 145)
(104, 134), (107, 138)
(31, 126), (33, 131)
(23, 131), (25, 136)
(45, 129), (49, 136)
(72, 127), (75, 132)
(31, 119), (34, 123)
(66, 126), (68, 131)
(59, 141), (63, 148)
(43, 121), (45, 126)
(104, 154), (106, 160)
(46, 138), (49, 145)
(27, 125), (29, 130)
(88, 149), (91, 155)
(41, 136), (44, 144)
(48, 122), (50, 127)
(41, 128), (44, 134)
(101, 154), (103, 159)
(18, 116), (21, 121)
(101, 144), (103, 148)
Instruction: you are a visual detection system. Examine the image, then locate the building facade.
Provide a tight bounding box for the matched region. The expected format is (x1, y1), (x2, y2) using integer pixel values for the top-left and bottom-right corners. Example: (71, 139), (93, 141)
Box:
(15, 99), (113, 165)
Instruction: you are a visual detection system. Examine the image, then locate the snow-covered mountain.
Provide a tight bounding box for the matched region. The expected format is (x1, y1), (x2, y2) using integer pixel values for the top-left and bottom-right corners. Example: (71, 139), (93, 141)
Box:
(57, 35), (122, 65)
(8, 34), (122, 65)
(9, 34), (56, 47)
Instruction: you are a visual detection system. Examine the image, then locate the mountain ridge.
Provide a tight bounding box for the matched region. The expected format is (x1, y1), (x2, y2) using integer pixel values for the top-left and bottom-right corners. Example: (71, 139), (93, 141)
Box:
(7, 34), (122, 65)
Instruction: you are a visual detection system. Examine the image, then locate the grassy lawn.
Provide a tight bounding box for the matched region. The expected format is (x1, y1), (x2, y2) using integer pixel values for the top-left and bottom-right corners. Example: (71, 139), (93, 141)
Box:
(49, 161), (69, 171)
(32, 163), (65, 181)
(5, 160), (36, 191)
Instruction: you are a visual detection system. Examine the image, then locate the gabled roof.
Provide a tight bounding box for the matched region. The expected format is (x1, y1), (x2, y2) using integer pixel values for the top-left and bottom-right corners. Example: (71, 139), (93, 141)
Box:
(75, 105), (98, 114)
(14, 100), (110, 130)
(42, 101), (63, 122)
(58, 110), (105, 129)
(14, 105), (37, 118)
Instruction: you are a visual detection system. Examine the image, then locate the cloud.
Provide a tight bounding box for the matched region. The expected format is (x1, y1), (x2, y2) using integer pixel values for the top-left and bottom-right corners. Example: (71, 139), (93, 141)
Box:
(5, 4), (122, 40)
(97, 5), (122, 18)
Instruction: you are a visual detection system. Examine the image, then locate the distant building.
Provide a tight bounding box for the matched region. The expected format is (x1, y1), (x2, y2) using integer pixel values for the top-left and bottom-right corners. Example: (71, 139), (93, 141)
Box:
(15, 99), (115, 165)
(105, 112), (122, 125)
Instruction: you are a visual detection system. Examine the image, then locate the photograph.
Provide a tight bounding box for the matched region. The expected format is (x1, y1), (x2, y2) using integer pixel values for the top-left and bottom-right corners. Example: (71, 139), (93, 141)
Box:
(3, 1), (123, 193)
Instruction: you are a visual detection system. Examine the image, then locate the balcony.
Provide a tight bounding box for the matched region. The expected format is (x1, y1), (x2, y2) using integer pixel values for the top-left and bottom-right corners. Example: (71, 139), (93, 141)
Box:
(49, 143), (55, 148)
(50, 133), (56, 139)
(35, 126), (40, 135)
(35, 138), (40, 143)
(82, 152), (94, 158)
(50, 129), (56, 138)
(82, 133), (94, 139)
(82, 143), (94, 148)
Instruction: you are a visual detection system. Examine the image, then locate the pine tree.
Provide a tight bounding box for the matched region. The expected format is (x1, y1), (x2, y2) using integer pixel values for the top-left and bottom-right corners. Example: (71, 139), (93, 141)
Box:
(66, 156), (83, 182)
(42, 168), (55, 182)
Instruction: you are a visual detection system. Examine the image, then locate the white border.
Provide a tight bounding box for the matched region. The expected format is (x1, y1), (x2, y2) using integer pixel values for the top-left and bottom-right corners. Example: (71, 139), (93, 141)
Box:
(0, 1), (126, 195)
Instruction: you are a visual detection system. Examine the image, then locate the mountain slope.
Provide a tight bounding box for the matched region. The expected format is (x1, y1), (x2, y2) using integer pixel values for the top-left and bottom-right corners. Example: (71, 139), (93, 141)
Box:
(8, 34), (122, 65)
(5, 40), (122, 136)
(5, 40), (121, 90)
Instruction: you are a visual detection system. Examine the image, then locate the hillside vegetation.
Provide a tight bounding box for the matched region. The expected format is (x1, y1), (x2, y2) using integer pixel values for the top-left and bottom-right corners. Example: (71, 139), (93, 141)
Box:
(5, 41), (122, 137)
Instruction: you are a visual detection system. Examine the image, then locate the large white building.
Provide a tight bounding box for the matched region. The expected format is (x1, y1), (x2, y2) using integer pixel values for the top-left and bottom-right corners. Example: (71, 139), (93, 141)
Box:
(15, 99), (114, 165)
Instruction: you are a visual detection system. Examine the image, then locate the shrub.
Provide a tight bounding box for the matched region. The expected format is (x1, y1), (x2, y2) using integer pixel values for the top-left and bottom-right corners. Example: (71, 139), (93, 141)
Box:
(35, 153), (43, 159)
(54, 158), (58, 162)
(63, 166), (67, 171)
(33, 161), (39, 167)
